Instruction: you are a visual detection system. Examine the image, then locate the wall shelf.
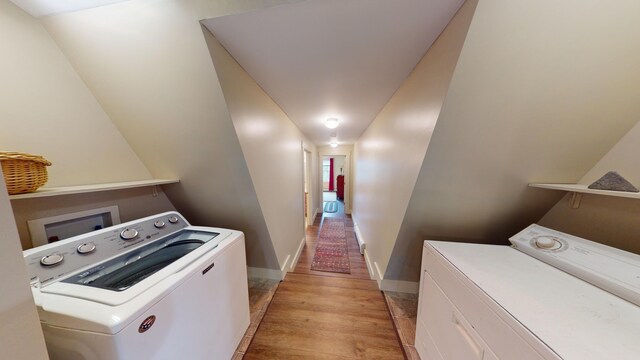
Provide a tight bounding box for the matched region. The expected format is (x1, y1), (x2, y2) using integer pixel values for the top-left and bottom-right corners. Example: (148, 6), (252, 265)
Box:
(9, 179), (179, 200)
(529, 183), (640, 200)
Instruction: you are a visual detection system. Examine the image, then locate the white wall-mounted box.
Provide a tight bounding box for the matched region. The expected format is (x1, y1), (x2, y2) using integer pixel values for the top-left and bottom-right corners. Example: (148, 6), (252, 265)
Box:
(28, 206), (120, 247)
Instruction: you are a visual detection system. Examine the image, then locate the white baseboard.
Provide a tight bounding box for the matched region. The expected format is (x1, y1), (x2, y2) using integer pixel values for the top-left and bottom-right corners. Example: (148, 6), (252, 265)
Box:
(381, 279), (419, 294)
(280, 254), (291, 279)
(356, 219), (418, 294)
(363, 249), (376, 281)
(290, 237), (306, 271)
(374, 261), (384, 287)
(351, 218), (365, 254)
(312, 208), (319, 223)
(360, 253), (419, 294)
(247, 267), (285, 281)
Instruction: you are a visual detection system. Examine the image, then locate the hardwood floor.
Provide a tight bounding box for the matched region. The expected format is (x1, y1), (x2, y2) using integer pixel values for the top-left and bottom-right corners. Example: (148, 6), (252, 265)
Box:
(244, 273), (404, 359)
(242, 204), (406, 359)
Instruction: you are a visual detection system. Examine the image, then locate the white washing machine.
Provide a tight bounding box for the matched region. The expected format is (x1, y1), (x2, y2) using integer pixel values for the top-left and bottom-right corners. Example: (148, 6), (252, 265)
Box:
(416, 224), (640, 360)
(22, 211), (249, 360)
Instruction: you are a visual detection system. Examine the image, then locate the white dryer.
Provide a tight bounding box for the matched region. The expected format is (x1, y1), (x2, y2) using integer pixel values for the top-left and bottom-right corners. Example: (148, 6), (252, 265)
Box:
(416, 224), (640, 360)
(23, 211), (249, 360)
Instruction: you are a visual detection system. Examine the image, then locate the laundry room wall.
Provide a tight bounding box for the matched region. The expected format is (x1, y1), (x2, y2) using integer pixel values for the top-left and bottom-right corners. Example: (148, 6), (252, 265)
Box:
(0, 0), (152, 187)
(0, 0), (176, 250)
(0, 177), (49, 359)
(351, 0), (476, 289)
(385, 0), (640, 285)
(538, 119), (640, 255)
(204, 28), (317, 274)
(38, 0), (308, 275)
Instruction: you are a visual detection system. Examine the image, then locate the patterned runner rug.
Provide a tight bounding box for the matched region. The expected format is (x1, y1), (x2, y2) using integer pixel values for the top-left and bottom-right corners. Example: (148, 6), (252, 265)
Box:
(310, 218), (351, 274)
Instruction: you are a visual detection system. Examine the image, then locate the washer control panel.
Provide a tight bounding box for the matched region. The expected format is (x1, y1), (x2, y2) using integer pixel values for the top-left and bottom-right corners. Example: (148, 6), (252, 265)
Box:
(23, 212), (189, 287)
(510, 224), (640, 307)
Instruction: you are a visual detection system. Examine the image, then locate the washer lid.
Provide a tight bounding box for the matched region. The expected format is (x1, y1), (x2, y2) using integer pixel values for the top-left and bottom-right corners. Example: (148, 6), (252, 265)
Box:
(41, 228), (232, 306)
(64, 239), (205, 291)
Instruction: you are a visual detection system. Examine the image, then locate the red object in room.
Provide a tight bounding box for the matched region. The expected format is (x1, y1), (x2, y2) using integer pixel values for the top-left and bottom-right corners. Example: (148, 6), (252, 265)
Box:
(329, 158), (334, 191)
(337, 175), (344, 200)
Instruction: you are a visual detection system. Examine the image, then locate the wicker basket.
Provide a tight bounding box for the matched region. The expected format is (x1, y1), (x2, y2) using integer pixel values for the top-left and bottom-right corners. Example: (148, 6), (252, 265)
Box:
(0, 152), (52, 195)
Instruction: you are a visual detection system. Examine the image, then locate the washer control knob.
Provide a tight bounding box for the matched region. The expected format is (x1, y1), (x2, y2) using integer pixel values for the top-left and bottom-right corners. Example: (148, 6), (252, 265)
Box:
(168, 216), (179, 224)
(120, 228), (139, 240)
(41, 253), (64, 267)
(77, 242), (96, 255)
(535, 236), (559, 249)
(154, 220), (166, 229)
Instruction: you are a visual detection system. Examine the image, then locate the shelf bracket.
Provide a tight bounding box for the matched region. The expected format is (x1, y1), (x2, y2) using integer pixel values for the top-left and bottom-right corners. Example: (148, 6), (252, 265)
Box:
(569, 192), (582, 209)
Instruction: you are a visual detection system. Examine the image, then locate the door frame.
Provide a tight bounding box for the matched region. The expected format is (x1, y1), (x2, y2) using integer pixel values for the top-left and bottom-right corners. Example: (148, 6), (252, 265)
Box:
(318, 147), (351, 214)
(303, 148), (313, 227)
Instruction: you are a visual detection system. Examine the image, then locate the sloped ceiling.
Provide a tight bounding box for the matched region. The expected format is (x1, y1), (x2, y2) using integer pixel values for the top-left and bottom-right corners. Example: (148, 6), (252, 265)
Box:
(203, 0), (464, 146)
(10, 0), (129, 17)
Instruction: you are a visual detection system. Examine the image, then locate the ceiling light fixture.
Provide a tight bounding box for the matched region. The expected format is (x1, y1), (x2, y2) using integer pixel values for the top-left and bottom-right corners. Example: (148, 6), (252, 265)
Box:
(330, 142), (338, 148)
(325, 118), (339, 129)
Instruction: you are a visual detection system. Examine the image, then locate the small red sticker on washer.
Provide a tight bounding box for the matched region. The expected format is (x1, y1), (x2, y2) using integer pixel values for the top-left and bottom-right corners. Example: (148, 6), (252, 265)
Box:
(138, 315), (156, 333)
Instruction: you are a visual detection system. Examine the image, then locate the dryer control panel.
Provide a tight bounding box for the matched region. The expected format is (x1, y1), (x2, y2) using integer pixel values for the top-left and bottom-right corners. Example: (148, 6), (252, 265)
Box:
(23, 212), (189, 287)
(510, 224), (640, 307)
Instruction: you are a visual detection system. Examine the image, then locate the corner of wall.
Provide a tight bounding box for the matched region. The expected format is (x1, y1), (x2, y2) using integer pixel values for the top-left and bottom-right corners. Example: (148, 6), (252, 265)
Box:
(352, 0), (478, 283)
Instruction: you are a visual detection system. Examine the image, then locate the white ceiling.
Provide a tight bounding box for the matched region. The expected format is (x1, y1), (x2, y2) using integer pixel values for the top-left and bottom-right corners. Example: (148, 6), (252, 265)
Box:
(203, 0), (464, 146)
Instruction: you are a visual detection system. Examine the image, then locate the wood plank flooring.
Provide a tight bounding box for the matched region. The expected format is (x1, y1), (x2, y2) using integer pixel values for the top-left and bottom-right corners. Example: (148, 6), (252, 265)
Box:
(244, 273), (404, 359)
(243, 206), (406, 359)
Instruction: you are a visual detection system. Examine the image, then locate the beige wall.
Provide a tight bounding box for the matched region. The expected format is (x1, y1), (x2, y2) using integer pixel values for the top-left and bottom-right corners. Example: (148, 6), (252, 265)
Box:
(387, 0), (640, 282)
(205, 28), (316, 272)
(0, 0), (151, 187)
(0, 177), (49, 359)
(539, 119), (640, 255)
(352, 0), (476, 282)
(39, 0), (306, 272)
(580, 119), (640, 186)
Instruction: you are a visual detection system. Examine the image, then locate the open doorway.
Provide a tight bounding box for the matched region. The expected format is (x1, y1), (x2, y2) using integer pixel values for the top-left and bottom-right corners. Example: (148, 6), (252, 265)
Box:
(303, 149), (313, 228)
(322, 155), (346, 216)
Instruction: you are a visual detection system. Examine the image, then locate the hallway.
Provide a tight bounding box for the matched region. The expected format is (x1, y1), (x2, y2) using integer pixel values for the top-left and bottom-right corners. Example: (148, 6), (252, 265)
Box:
(294, 206), (369, 279)
(241, 210), (406, 359)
